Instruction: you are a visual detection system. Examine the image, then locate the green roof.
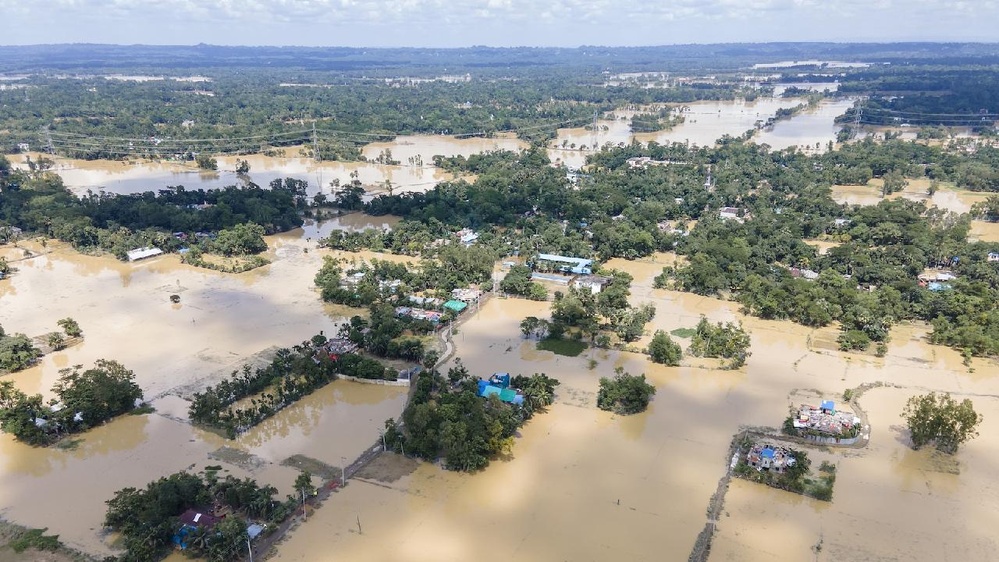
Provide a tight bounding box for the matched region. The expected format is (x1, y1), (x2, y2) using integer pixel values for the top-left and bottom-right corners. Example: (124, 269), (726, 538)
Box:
(444, 300), (468, 312)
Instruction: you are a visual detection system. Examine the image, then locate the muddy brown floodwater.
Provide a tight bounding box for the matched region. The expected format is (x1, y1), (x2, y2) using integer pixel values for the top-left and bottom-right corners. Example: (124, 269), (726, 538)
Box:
(271, 252), (999, 562)
(0, 233), (409, 557)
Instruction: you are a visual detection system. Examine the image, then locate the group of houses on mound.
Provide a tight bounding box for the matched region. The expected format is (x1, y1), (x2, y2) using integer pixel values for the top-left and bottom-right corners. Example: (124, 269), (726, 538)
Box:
(789, 400), (863, 445)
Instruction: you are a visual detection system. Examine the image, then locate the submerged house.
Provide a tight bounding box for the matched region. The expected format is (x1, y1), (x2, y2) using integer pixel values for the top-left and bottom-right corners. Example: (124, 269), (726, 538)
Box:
(572, 274), (612, 294)
(126, 247), (164, 262)
(476, 378), (524, 405)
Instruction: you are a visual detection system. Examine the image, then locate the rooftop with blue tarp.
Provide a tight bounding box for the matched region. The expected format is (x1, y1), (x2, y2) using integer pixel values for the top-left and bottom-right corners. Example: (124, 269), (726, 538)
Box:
(821, 400), (835, 412)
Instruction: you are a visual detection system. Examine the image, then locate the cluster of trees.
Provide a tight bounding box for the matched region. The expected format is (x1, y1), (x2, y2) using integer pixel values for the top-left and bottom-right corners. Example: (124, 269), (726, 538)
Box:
(688, 317), (752, 369)
(647, 330), (684, 366)
(628, 107), (685, 133)
(596, 368), (657, 415)
(499, 265), (548, 300)
(902, 392), (982, 454)
(0, 166), (303, 260)
(314, 249), (493, 309)
(388, 364), (559, 471)
(209, 222), (268, 256)
(547, 274), (656, 345)
(0, 360), (142, 445)
(0, 324), (39, 372)
(338, 307), (432, 362)
(104, 469), (293, 562)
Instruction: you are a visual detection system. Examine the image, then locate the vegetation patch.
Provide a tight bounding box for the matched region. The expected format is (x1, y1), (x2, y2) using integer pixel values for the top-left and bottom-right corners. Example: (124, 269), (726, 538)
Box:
(388, 364), (559, 472)
(732, 436), (835, 502)
(688, 316), (751, 369)
(902, 392), (982, 454)
(280, 455), (341, 482)
(597, 368), (657, 415)
(536, 337), (587, 357)
(104, 469), (294, 561)
(0, 359), (144, 446)
(670, 327), (697, 338)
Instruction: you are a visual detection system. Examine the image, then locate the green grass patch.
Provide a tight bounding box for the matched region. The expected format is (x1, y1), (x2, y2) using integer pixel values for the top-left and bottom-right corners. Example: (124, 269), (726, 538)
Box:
(670, 327), (696, 338)
(9, 528), (61, 553)
(537, 338), (587, 357)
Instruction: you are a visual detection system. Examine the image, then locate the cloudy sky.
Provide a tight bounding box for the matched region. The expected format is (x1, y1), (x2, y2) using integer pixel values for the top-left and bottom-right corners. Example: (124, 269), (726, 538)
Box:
(1, 0), (996, 46)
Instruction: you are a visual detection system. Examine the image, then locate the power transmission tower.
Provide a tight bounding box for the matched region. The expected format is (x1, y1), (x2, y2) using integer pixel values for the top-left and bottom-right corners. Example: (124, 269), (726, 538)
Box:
(591, 110), (598, 150)
(312, 121), (320, 163)
(42, 126), (54, 154)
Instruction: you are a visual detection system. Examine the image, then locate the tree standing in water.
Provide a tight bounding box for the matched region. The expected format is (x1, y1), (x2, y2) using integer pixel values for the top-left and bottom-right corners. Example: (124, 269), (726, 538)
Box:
(902, 392), (982, 454)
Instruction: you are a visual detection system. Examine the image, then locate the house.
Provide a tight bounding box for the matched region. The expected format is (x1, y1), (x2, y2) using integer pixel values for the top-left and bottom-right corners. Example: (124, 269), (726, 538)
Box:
(408, 295), (443, 308)
(321, 338), (359, 360)
(792, 402), (862, 437)
(16, 143), (29, 152)
(535, 254), (593, 275)
(746, 443), (796, 473)
(456, 229), (479, 247)
(443, 300), (468, 314)
(173, 509), (221, 549)
(834, 218), (852, 228)
(988, 252), (999, 263)
(572, 274), (612, 294)
(789, 267), (819, 281)
(451, 288), (482, 302)
(719, 207), (747, 222)
(476, 379), (524, 405)
(126, 247), (164, 262)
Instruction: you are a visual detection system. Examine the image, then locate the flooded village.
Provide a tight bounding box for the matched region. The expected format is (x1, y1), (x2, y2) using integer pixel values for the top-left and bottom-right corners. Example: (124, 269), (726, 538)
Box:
(2, 86), (999, 562)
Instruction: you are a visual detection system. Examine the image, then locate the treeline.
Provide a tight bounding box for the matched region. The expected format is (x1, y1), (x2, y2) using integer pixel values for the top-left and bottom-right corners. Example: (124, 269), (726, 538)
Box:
(838, 67), (999, 129)
(314, 247), (495, 302)
(387, 364), (559, 471)
(0, 161), (303, 259)
(0, 51), (787, 158)
(104, 469), (293, 562)
(188, 340), (377, 438)
(0, 360), (143, 445)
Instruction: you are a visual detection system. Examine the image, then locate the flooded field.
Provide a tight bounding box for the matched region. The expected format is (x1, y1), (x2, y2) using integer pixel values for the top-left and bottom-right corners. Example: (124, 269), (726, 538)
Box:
(271, 251), (999, 561)
(0, 236), (408, 556)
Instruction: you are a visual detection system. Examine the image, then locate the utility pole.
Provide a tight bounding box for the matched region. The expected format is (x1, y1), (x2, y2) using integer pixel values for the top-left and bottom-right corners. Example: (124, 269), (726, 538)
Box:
(302, 489), (307, 521)
(341, 456), (347, 485)
(247, 539), (253, 562)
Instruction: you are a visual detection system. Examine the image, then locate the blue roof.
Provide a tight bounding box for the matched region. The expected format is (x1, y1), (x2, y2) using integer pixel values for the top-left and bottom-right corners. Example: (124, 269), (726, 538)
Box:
(761, 447), (775, 459)
(821, 400), (835, 410)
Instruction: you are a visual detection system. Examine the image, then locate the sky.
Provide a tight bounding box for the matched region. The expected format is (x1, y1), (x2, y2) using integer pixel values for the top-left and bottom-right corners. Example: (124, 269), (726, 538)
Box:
(0, 0), (997, 47)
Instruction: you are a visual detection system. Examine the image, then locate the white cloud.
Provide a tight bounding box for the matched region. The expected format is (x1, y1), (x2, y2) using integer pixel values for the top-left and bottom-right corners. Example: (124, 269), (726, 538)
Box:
(0, 0), (996, 45)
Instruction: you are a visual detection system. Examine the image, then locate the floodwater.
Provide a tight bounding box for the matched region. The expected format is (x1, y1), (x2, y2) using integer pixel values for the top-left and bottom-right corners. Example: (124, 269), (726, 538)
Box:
(550, 97), (850, 168)
(6, 133), (526, 199)
(272, 247), (999, 562)
(832, 178), (992, 215)
(0, 239), (408, 556)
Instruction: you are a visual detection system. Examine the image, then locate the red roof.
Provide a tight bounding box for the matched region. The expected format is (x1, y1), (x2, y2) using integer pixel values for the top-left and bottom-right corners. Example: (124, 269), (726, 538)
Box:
(178, 509), (220, 529)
